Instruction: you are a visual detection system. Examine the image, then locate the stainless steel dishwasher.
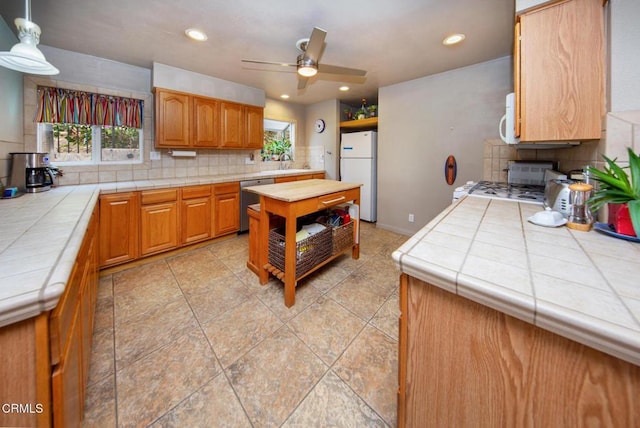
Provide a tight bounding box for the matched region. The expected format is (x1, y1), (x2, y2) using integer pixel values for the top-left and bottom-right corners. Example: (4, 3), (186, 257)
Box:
(239, 178), (274, 232)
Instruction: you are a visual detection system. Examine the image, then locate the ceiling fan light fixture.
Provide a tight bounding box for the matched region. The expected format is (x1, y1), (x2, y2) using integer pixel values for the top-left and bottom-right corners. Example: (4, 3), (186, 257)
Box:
(443, 33), (466, 46)
(185, 28), (208, 41)
(339, 86), (350, 91)
(297, 55), (317, 77)
(0, 3), (59, 76)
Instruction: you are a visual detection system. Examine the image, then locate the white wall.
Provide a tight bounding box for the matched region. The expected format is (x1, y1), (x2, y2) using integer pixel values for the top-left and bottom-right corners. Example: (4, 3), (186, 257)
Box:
(0, 16), (24, 185)
(305, 99), (340, 179)
(152, 63), (265, 107)
(377, 57), (512, 235)
(608, 0), (640, 112)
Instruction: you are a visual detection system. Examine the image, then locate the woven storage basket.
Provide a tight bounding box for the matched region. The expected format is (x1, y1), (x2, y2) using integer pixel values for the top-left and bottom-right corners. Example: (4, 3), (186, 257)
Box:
(325, 220), (354, 255)
(268, 225), (332, 277)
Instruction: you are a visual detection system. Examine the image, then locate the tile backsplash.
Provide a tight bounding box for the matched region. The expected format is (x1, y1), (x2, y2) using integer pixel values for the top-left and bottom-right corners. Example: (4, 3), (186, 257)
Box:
(484, 111), (640, 182)
(482, 138), (602, 182)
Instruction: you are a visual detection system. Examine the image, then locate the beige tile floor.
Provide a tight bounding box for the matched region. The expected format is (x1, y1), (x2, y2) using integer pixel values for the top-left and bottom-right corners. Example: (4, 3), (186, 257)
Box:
(82, 222), (407, 427)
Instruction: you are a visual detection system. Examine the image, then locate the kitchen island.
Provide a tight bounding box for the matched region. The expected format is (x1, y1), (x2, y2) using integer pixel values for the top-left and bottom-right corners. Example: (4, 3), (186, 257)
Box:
(245, 179), (361, 307)
(393, 195), (640, 427)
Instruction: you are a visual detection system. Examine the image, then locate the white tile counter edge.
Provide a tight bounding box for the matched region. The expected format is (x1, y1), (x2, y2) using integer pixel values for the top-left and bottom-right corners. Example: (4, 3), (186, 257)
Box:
(0, 169), (323, 328)
(392, 196), (640, 367)
(0, 185), (100, 327)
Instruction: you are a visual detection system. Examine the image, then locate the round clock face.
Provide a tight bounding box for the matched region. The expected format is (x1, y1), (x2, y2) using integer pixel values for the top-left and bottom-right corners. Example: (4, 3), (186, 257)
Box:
(314, 119), (326, 133)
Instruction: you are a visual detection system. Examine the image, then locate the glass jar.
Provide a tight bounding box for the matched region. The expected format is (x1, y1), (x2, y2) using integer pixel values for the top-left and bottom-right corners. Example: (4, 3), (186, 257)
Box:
(566, 182), (594, 231)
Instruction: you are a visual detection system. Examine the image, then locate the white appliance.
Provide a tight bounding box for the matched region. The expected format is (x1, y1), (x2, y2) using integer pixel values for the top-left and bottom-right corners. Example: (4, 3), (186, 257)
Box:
(340, 131), (377, 222)
(499, 92), (579, 149)
(499, 92), (520, 145)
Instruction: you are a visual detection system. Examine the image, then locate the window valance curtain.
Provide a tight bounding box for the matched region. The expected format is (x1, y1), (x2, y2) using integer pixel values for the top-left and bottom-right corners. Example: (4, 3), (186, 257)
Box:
(35, 86), (144, 128)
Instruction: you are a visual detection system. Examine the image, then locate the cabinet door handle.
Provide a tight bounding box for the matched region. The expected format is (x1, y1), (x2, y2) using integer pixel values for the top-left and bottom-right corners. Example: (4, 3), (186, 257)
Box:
(322, 196), (345, 205)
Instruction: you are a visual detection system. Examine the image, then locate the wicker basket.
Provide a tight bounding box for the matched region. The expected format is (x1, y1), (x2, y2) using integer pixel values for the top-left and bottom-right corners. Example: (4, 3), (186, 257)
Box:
(268, 225), (332, 277)
(326, 220), (355, 255)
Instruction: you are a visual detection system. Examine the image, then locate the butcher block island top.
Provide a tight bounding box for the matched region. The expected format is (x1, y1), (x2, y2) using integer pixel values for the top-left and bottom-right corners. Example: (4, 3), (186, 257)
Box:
(243, 179), (361, 202)
(245, 179), (362, 307)
(392, 195), (640, 366)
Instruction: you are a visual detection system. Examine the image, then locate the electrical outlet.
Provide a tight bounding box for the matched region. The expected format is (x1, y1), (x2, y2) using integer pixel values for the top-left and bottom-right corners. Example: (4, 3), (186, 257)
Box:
(149, 151), (161, 160)
(408, 213), (415, 223)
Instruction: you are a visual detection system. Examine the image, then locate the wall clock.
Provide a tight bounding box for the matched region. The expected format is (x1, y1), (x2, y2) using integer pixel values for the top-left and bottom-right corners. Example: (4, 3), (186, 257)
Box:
(314, 119), (326, 133)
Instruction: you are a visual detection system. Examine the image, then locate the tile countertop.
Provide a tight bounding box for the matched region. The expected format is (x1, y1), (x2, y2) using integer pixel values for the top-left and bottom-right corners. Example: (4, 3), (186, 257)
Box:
(0, 169), (323, 328)
(392, 195), (640, 367)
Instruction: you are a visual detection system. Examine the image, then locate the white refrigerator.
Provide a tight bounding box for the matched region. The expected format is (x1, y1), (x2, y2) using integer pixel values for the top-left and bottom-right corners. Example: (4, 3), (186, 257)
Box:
(340, 131), (377, 222)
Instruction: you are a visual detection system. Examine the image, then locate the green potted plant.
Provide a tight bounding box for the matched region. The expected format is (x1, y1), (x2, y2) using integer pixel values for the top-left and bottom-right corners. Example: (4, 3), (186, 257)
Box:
(368, 105), (377, 117)
(587, 147), (640, 236)
(261, 137), (292, 161)
(343, 107), (353, 120)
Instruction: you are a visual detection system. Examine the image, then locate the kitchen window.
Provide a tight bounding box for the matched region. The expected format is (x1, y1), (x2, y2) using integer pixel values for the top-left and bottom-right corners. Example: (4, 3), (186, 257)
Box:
(35, 86), (144, 165)
(262, 118), (294, 162)
(38, 123), (142, 165)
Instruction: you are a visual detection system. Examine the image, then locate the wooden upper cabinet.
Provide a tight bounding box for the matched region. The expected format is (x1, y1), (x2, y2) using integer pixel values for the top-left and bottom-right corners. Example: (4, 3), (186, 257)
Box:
(192, 96), (220, 148)
(244, 105), (264, 149)
(154, 88), (264, 149)
(155, 89), (191, 148)
(516, 0), (604, 141)
(220, 101), (245, 148)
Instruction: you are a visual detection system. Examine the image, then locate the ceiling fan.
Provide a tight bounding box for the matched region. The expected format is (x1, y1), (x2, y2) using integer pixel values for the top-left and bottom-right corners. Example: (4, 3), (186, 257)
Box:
(241, 27), (367, 90)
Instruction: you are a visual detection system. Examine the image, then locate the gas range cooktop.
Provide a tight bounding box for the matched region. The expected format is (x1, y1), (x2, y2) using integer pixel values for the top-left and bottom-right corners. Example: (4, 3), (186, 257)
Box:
(468, 181), (545, 204)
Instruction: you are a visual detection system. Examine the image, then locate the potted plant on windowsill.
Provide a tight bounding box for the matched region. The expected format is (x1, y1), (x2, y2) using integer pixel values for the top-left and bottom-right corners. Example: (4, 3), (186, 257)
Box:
(587, 147), (640, 237)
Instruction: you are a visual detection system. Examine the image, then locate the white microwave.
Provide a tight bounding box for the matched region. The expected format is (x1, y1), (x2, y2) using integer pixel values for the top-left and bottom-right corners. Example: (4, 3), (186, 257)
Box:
(498, 92), (578, 149)
(499, 92), (519, 145)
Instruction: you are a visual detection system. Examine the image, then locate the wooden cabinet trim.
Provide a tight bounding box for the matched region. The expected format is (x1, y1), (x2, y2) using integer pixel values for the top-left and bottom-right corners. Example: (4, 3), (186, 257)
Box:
(182, 184), (212, 199)
(213, 182), (240, 195)
(140, 188), (178, 205)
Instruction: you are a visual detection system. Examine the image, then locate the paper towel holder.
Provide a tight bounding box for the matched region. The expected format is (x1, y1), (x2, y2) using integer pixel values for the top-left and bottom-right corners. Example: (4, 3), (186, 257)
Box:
(168, 150), (197, 157)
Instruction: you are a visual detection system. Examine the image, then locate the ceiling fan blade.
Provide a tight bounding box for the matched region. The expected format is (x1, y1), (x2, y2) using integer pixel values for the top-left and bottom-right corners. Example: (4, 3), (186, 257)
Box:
(297, 76), (308, 90)
(305, 27), (326, 61)
(318, 63), (367, 76)
(241, 59), (296, 67)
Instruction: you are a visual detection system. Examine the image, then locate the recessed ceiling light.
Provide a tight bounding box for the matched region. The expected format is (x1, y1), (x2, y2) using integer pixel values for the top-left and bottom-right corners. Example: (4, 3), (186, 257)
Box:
(443, 33), (465, 46)
(185, 28), (208, 41)
(339, 86), (350, 91)
(280, 94), (290, 99)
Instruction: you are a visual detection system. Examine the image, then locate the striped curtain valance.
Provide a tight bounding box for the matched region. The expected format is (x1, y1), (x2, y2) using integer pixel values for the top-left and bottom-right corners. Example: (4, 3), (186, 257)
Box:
(35, 86), (144, 128)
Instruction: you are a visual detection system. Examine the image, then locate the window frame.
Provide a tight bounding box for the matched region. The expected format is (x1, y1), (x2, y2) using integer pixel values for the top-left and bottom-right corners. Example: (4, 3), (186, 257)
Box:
(262, 117), (296, 162)
(37, 122), (144, 166)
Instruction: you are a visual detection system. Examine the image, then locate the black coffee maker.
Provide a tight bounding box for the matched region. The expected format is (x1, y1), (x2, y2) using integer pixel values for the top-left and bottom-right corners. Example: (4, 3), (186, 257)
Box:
(8, 152), (54, 193)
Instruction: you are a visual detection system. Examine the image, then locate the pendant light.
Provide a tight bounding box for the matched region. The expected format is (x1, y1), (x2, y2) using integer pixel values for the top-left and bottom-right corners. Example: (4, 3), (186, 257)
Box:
(0, 0), (59, 75)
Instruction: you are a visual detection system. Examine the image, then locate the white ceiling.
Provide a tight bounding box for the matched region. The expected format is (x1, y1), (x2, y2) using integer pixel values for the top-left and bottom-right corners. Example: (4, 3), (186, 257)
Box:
(0, 0), (515, 106)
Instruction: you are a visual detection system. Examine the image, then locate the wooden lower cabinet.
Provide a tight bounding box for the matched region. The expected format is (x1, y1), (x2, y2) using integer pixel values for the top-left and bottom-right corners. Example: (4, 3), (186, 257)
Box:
(99, 192), (139, 267)
(213, 183), (240, 236)
(51, 308), (82, 427)
(0, 205), (98, 428)
(140, 189), (179, 256)
(50, 204), (99, 427)
(398, 273), (640, 428)
(181, 185), (212, 244)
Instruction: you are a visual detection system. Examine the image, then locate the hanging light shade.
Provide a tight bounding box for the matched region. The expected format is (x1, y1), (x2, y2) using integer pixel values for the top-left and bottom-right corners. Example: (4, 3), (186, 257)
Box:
(0, 0), (59, 75)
